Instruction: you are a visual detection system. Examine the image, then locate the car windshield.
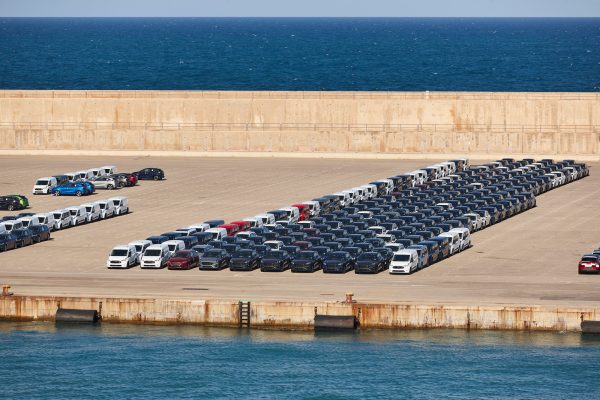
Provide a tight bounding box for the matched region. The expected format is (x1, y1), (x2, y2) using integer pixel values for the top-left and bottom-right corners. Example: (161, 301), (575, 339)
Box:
(134, 245), (143, 252)
(582, 257), (598, 263)
(174, 251), (190, 258)
(168, 244), (178, 251)
(296, 251), (316, 260)
(234, 250), (255, 257)
(393, 254), (411, 262)
(98, 203), (106, 209)
(144, 249), (162, 257)
(36, 180), (48, 185)
(204, 250), (223, 257)
(69, 209), (78, 216)
(111, 249), (128, 257)
(359, 253), (379, 260)
(52, 213), (62, 219)
(265, 251), (285, 259)
(327, 253), (346, 260)
(37, 216), (46, 223)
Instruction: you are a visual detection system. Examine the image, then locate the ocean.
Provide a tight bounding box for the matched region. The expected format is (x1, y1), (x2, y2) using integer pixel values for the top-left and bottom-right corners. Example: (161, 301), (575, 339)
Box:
(0, 18), (598, 91)
(1, 321), (599, 399)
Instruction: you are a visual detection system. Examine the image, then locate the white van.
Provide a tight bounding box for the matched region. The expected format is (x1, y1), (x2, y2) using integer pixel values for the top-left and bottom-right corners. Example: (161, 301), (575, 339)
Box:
(51, 209), (72, 229)
(187, 223), (210, 233)
(0, 224), (6, 234)
(206, 227), (227, 241)
(242, 217), (264, 228)
(439, 231), (461, 255)
(301, 201), (321, 217)
(81, 203), (102, 223)
(106, 244), (138, 269)
(32, 176), (58, 195)
(332, 193), (350, 207)
(256, 213), (276, 225)
(101, 165), (118, 175)
(164, 240), (186, 257)
(66, 206), (88, 226)
(264, 240), (284, 250)
(389, 249), (420, 274)
(95, 200), (115, 219)
(109, 196), (129, 215)
(64, 172), (78, 182)
(140, 243), (170, 269)
(450, 228), (471, 251)
(17, 216), (40, 228)
(361, 184), (378, 199)
(280, 207), (300, 223)
(90, 167), (105, 178)
(34, 213), (57, 231)
(128, 240), (152, 262)
(75, 170), (94, 181)
(0, 220), (23, 233)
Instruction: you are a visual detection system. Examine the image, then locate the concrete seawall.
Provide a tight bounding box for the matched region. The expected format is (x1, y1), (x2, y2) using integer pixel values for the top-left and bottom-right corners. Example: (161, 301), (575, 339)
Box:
(0, 90), (598, 160)
(1, 295), (597, 332)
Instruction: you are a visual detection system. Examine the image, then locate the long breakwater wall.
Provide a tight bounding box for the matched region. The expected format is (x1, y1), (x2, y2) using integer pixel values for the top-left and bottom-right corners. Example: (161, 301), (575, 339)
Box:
(0, 91), (599, 159)
(1, 295), (597, 332)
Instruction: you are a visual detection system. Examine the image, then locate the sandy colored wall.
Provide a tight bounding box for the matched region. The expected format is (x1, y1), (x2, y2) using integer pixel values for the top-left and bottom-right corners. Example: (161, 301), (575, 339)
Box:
(0, 90), (598, 159)
(1, 295), (597, 332)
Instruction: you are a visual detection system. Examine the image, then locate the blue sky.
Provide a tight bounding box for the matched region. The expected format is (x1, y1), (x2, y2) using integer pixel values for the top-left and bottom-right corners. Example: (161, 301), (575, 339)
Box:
(1, 0), (599, 17)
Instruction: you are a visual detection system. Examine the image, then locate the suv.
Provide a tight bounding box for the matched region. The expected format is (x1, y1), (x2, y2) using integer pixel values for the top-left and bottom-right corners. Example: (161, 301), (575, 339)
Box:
(51, 183), (88, 196)
(133, 168), (165, 180)
(92, 176), (119, 190)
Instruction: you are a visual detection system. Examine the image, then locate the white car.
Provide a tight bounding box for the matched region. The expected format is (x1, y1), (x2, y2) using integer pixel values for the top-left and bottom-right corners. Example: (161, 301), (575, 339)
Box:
(450, 228), (472, 251)
(298, 220), (315, 229)
(0, 220), (23, 233)
(101, 165), (118, 175)
(242, 217), (263, 228)
(439, 231), (461, 255)
(129, 240), (152, 262)
(279, 207), (300, 223)
(463, 213), (483, 231)
(64, 172), (78, 182)
(385, 242), (404, 253)
(264, 240), (284, 250)
(368, 226), (386, 235)
(81, 203), (102, 223)
(34, 213), (57, 231)
(93, 176), (119, 190)
(256, 213), (276, 225)
(235, 231), (257, 240)
(140, 243), (171, 269)
(51, 209), (72, 229)
(389, 249), (420, 274)
(206, 227), (227, 241)
(106, 244), (138, 269)
(32, 176), (58, 195)
(66, 206), (88, 226)
(164, 240), (186, 257)
(109, 196), (129, 215)
(95, 200), (115, 219)
(76, 170), (94, 181)
(301, 201), (321, 217)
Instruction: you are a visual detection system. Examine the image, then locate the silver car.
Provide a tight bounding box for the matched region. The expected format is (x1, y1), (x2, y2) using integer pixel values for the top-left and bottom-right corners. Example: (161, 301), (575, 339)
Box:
(92, 176), (119, 190)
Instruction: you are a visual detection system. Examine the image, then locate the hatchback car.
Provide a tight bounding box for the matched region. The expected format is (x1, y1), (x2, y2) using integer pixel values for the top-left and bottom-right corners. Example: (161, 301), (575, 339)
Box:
(134, 168), (165, 180)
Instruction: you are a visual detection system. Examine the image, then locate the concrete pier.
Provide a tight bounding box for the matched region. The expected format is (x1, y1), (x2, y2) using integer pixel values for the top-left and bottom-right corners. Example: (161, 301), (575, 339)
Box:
(0, 295), (597, 332)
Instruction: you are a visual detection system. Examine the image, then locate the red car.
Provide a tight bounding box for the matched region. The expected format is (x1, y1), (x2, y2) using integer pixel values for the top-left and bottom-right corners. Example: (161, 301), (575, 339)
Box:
(292, 204), (310, 221)
(578, 254), (600, 274)
(230, 221), (251, 232)
(166, 250), (200, 270)
(218, 224), (240, 237)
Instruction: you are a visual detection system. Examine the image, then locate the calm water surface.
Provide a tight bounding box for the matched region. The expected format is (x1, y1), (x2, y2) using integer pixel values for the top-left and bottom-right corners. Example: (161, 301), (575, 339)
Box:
(0, 18), (599, 91)
(1, 321), (599, 399)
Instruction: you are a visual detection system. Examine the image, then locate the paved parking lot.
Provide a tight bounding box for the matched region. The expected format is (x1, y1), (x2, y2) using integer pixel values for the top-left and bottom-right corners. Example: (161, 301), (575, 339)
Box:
(0, 155), (598, 307)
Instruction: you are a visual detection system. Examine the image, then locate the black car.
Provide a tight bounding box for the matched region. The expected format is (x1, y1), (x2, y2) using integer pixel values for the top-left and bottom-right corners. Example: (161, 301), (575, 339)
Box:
(323, 251), (355, 273)
(354, 252), (386, 274)
(191, 244), (214, 255)
(0, 233), (17, 251)
(12, 228), (34, 247)
(261, 250), (292, 272)
(147, 235), (169, 245)
(133, 168), (165, 180)
(229, 249), (262, 271)
(199, 249), (231, 270)
(29, 225), (51, 243)
(0, 196), (25, 211)
(291, 250), (323, 273)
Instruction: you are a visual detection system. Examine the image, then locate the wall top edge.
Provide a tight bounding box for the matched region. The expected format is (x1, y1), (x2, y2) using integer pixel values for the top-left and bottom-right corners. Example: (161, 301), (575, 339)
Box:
(0, 90), (597, 101)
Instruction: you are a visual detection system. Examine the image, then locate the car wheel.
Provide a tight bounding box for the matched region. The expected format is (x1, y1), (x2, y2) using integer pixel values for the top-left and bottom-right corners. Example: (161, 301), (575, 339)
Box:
(7, 204), (14, 211)
(153, 175), (159, 181)
(75, 190), (82, 196)
(107, 184), (114, 190)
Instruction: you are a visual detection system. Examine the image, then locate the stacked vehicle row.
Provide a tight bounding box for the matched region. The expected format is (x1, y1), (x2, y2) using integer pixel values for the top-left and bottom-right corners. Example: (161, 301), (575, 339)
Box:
(109, 158), (588, 273)
(33, 166), (165, 196)
(0, 197), (129, 252)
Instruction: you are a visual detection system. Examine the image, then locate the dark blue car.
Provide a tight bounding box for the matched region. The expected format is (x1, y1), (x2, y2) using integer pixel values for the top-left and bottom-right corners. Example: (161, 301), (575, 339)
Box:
(0, 233), (17, 251)
(134, 168), (165, 180)
(12, 228), (34, 247)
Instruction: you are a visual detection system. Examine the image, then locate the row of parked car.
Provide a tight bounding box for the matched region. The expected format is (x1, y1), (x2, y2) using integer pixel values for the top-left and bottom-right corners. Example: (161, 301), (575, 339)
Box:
(108, 158), (587, 273)
(578, 248), (600, 274)
(0, 196), (129, 252)
(33, 166), (165, 196)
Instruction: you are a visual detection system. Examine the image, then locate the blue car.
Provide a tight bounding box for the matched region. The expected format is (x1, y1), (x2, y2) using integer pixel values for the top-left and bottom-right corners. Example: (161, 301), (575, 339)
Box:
(133, 168), (165, 181)
(51, 182), (88, 197)
(12, 228), (34, 247)
(81, 181), (95, 195)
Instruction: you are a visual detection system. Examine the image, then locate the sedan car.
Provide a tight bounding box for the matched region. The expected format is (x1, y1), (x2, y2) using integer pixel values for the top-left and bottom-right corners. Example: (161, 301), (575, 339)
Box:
(355, 252), (386, 274)
(322, 251), (355, 273)
(260, 250), (292, 272)
(166, 250), (201, 270)
(199, 249), (231, 270)
(291, 250), (323, 273)
(229, 249), (262, 271)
